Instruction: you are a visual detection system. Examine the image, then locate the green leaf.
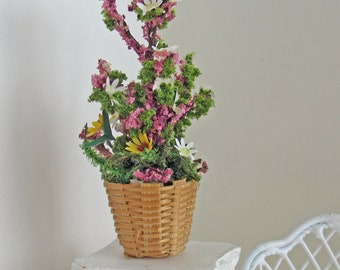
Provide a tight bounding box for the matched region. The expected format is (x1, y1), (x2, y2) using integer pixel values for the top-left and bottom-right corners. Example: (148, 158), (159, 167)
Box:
(102, 110), (114, 140)
(84, 110), (114, 148)
(84, 136), (108, 148)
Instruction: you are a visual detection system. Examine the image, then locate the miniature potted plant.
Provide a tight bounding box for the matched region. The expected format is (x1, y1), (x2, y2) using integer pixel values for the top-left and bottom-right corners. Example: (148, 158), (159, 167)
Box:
(79, 0), (214, 258)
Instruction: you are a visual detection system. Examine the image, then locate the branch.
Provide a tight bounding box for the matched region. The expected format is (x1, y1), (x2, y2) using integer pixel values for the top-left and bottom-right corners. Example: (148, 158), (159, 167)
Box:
(102, 0), (149, 61)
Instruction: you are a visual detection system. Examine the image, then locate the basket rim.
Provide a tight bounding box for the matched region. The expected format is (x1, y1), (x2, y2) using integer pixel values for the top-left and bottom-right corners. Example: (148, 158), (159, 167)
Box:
(104, 178), (198, 188)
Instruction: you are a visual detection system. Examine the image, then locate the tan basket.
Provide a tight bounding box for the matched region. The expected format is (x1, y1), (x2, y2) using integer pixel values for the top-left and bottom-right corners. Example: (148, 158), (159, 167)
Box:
(104, 179), (199, 258)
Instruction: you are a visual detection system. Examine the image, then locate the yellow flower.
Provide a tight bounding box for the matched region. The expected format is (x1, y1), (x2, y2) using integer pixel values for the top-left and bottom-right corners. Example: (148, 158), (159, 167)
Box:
(86, 114), (104, 137)
(125, 132), (153, 154)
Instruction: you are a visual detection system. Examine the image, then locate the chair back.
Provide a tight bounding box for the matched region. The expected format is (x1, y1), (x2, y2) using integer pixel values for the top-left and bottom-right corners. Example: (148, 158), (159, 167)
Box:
(243, 214), (340, 270)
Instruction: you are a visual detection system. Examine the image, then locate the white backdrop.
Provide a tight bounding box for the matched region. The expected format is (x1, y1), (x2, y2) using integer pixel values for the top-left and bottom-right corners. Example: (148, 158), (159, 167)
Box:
(1, 1), (339, 269)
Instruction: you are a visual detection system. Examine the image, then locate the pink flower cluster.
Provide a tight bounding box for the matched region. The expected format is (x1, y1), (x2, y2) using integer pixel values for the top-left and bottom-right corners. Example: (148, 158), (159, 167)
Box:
(153, 49), (181, 76)
(119, 100), (194, 145)
(91, 59), (111, 89)
(121, 108), (145, 130)
(133, 168), (173, 183)
(126, 83), (136, 104)
(149, 101), (194, 145)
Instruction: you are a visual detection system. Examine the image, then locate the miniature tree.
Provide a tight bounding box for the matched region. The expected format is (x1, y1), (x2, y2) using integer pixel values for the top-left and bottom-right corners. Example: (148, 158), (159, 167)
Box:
(79, 0), (214, 183)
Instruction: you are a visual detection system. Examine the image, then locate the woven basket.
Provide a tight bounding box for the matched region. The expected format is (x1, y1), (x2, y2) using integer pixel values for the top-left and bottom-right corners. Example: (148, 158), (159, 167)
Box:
(104, 179), (199, 258)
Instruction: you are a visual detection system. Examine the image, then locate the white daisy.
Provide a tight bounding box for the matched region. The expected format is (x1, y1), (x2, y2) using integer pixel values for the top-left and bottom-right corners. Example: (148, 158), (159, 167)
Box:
(105, 77), (124, 96)
(175, 138), (198, 160)
(137, 0), (162, 15)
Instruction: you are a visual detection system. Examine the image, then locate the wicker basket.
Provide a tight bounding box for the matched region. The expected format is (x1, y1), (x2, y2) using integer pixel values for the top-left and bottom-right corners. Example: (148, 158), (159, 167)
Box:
(104, 179), (199, 258)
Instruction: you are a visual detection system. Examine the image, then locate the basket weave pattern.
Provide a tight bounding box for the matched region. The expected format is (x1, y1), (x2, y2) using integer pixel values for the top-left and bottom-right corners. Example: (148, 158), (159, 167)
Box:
(104, 179), (198, 258)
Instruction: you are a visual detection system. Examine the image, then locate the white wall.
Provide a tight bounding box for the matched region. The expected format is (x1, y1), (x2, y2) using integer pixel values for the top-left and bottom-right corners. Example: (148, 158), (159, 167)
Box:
(163, 0), (340, 266)
(0, 1), (339, 269)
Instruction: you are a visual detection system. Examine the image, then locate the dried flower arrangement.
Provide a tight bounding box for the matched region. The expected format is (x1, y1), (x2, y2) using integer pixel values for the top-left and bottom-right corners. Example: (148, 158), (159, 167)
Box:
(79, 0), (214, 184)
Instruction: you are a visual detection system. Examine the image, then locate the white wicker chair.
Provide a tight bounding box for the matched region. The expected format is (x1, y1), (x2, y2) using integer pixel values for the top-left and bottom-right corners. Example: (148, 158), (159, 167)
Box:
(243, 213), (340, 270)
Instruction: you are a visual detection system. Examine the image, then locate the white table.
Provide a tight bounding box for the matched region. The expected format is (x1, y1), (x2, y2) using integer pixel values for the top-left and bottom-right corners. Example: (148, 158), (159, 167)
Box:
(71, 240), (241, 270)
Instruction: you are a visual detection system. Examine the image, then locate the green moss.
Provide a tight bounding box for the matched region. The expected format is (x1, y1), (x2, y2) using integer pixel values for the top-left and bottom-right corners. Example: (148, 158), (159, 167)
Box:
(140, 109), (156, 130)
(88, 88), (114, 114)
(182, 53), (201, 90)
(111, 91), (135, 118)
(108, 70), (127, 83)
(189, 88), (215, 120)
(155, 83), (175, 106)
(134, 83), (147, 105)
(102, 10), (116, 31)
(161, 57), (176, 78)
(138, 61), (156, 84)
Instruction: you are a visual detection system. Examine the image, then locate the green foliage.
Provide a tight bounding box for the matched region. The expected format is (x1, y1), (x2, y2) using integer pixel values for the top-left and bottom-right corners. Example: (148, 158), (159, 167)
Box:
(140, 109), (156, 130)
(161, 57), (176, 78)
(155, 83), (175, 106)
(182, 53), (201, 90)
(190, 88), (215, 119)
(156, 40), (168, 49)
(174, 118), (192, 139)
(108, 70), (127, 83)
(135, 7), (168, 29)
(102, 10), (115, 31)
(88, 88), (114, 114)
(175, 81), (191, 104)
(167, 153), (201, 181)
(81, 141), (106, 168)
(112, 135), (127, 152)
(134, 83), (146, 105)
(132, 148), (162, 169)
(138, 61), (156, 84)
(158, 19), (169, 30)
(111, 91), (134, 118)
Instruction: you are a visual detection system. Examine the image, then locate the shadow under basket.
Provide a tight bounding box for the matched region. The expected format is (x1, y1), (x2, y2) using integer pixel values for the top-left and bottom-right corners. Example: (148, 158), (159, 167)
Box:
(104, 179), (199, 258)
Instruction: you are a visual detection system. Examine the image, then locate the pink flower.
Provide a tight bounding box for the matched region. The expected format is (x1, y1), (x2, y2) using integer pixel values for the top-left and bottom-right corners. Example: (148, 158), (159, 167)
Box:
(125, 82), (136, 104)
(91, 73), (107, 89)
(151, 105), (173, 131)
(91, 59), (111, 88)
(144, 90), (155, 110)
(170, 100), (194, 124)
(154, 60), (163, 76)
(133, 168), (173, 183)
(174, 73), (184, 83)
(126, 91), (136, 104)
(152, 117), (166, 131)
(197, 160), (209, 173)
(121, 108), (144, 130)
(95, 144), (112, 158)
(97, 59), (111, 74)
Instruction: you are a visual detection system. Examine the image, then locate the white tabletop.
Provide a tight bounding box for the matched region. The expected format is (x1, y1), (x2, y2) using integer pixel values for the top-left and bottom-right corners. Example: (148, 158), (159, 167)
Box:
(71, 240), (241, 270)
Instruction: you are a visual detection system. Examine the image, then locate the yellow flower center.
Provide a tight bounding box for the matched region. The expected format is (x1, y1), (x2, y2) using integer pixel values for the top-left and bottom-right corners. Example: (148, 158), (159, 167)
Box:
(125, 132), (153, 154)
(180, 148), (191, 157)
